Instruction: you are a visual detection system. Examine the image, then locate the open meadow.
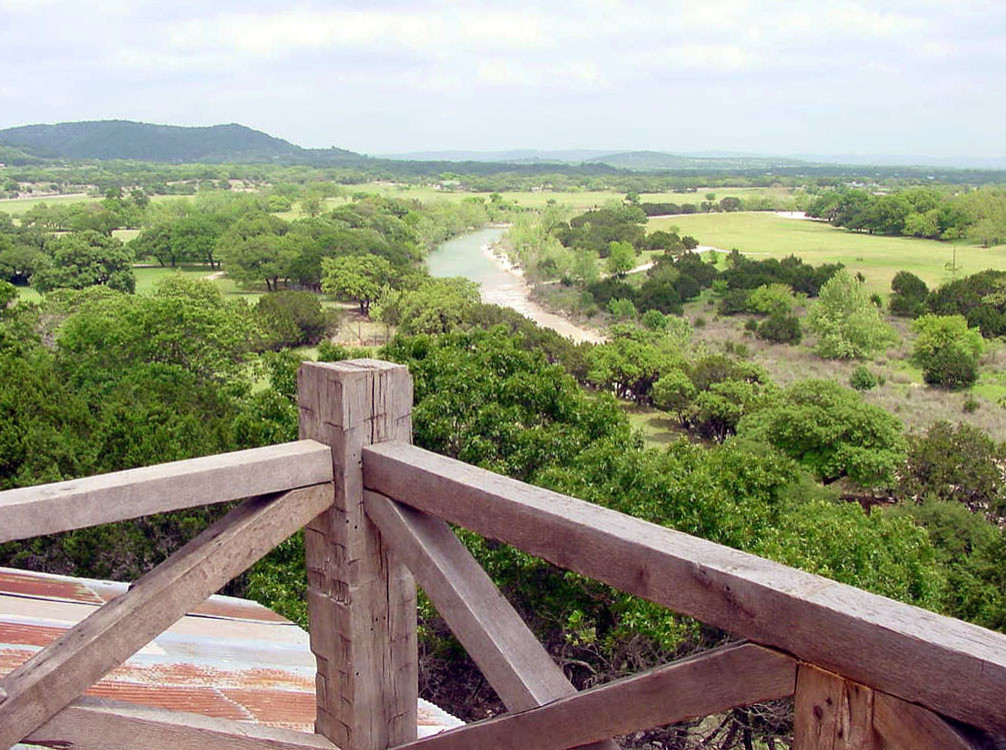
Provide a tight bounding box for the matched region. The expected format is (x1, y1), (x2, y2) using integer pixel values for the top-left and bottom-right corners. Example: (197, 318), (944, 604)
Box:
(360, 183), (796, 211)
(649, 212), (1006, 294)
(0, 193), (93, 214)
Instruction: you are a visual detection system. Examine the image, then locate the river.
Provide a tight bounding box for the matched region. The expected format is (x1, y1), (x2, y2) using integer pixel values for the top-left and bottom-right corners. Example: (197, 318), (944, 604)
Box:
(427, 227), (604, 343)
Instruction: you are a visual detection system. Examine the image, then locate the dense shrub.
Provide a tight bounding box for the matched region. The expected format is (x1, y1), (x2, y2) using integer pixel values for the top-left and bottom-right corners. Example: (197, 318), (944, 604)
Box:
(718, 289), (751, 316)
(756, 312), (802, 344)
(849, 365), (878, 391)
(888, 271), (928, 318)
(257, 290), (330, 348)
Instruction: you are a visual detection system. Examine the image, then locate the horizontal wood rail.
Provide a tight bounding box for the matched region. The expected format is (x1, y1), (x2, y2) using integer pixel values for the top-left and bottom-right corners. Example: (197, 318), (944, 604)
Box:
(0, 440), (333, 543)
(362, 440), (1006, 738)
(392, 644), (796, 750)
(26, 696), (339, 750)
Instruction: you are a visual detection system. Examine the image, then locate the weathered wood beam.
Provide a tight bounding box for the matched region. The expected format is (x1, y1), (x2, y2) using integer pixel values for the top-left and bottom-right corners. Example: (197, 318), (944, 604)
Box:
(390, 643), (796, 750)
(25, 696), (339, 750)
(793, 664), (880, 749)
(300, 360), (417, 750)
(873, 692), (983, 750)
(362, 441), (1006, 736)
(0, 440), (333, 543)
(364, 491), (617, 750)
(0, 483), (333, 750)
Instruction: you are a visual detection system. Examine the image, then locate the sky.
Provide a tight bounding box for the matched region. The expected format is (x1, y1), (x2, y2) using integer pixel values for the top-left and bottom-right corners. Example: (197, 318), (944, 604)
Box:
(1, 0), (1004, 158)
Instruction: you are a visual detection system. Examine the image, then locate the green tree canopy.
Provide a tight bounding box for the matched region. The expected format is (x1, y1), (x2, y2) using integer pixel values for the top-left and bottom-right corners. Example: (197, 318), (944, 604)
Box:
(806, 269), (895, 359)
(911, 314), (984, 389)
(33, 231), (135, 294)
(736, 379), (906, 488)
(321, 254), (395, 314)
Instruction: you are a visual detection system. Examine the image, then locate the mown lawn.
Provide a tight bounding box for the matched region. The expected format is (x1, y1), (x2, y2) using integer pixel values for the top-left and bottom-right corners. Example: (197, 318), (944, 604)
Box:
(132, 265), (218, 294)
(649, 212), (1006, 294)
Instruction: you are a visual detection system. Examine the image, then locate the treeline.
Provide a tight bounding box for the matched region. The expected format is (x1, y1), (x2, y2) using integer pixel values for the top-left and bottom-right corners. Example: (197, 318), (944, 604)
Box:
(0, 190), (500, 298)
(806, 186), (1006, 247)
(4, 151), (1004, 206)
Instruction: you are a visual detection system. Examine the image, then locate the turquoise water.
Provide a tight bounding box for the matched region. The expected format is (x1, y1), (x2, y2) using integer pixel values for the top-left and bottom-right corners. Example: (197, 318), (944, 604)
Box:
(426, 227), (508, 288)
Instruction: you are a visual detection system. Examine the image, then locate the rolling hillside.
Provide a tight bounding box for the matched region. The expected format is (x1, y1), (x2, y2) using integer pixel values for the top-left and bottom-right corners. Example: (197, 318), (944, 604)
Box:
(0, 121), (351, 164)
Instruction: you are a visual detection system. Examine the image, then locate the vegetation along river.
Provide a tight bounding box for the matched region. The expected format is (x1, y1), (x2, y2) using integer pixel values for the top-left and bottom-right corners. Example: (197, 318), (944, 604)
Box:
(427, 227), (604, 343)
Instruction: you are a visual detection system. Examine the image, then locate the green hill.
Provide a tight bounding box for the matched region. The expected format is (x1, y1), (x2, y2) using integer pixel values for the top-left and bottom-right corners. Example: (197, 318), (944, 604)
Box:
(0, 120), (332, 163)
(587, 150), (809, 171)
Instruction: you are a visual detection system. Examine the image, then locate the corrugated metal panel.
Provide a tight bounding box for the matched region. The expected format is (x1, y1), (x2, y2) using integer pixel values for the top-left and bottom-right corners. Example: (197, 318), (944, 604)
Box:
(0, 566), (462, 738)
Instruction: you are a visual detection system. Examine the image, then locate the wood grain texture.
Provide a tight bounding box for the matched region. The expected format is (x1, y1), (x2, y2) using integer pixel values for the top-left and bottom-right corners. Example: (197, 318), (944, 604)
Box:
(26, 696), (339, 750)
(0, 440), (332, 543)
(0, 483), (332, 750)
(873, 692), (981, 750)
(364, 492), (617, 750)
(362, 441), (1006, 736)
(391, 643), (796, 750)
(794, 665), (880, 749)
(300, 360), (417, 750)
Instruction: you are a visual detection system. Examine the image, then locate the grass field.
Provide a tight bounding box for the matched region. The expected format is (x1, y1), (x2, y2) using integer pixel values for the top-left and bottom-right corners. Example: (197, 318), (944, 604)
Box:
(649, 212), (1006, 294)
(132, 265), (219, 294)
(360, 184), (795, 212)
(0, 193), (94, 215)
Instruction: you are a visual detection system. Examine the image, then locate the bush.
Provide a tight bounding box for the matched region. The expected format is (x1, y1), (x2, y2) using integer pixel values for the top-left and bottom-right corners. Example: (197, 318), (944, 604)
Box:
(694, 316), (706, 328)
(747, 283), (795, 315)
(756, 312), (802, 344)
(674, 273), (701, 301)
(889, 270), (928, 318)
(922, 347), (979, 389)
(641, 309), (667, 330)
(850, 365), (878, 391)
(717, 289), (751, 316)
(911, 314), (984, 390)
(257, 291), (330, 348)
(607, 297), (637, 320)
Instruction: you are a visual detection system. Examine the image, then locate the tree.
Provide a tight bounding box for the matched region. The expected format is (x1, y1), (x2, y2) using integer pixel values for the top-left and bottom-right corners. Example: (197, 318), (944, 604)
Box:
(132, 215), (225, 268)
(32, 231), (135, 293)
(898, 422), (1005, 524)
(257, 290), (330, 348)
(321, 254), (395, 314)
(736, 379), (906, 488)
(806, 269), (895, 359)
(607, 297), (637, 319)
(888, 271), (928, 318)
(910, 314), (984, 389)
(746, 283), (795, 315)
(0, 239), (43, 286)
(55, 276), (258, 385)
(652, 369), (695, 425)
(221, 233), (297, 291)
(606, 241), (636, 278)
(373, 277), (479, 335)
(756, 312), (802, 344)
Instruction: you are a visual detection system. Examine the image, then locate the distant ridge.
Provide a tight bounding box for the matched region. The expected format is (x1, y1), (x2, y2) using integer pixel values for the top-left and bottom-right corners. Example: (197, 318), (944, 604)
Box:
(379, 148), (812, 171)
(0, 120), (359, 164)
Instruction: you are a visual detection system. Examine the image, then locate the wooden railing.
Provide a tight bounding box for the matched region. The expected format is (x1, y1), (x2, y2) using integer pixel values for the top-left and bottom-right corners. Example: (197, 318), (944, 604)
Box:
(0, 359), (1003, 750)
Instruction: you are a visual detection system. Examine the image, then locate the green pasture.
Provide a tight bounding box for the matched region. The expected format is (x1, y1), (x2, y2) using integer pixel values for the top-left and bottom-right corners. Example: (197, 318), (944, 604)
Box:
(132, 265), (220, 294)
(649, 212), (1006, 293)
(0, 193), (94, 215)
(359, 184), (795, 212)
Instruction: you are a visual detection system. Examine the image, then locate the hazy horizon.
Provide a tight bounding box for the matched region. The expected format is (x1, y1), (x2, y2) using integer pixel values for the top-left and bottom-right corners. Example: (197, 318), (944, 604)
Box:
(2, 0), (1003, 159)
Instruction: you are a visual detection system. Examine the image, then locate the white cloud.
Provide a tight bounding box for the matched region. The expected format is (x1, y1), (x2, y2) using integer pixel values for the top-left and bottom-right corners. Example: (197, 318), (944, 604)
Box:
(170, 8), (552, 58)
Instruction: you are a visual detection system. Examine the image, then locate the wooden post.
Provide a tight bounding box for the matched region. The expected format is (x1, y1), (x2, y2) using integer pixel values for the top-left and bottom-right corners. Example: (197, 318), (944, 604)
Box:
(299, 360), (417, 750)
(793, 664), (880, 750)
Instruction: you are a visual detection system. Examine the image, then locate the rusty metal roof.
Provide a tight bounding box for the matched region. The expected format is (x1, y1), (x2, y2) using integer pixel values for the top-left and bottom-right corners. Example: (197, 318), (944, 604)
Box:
(0, 566), (462, 737)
